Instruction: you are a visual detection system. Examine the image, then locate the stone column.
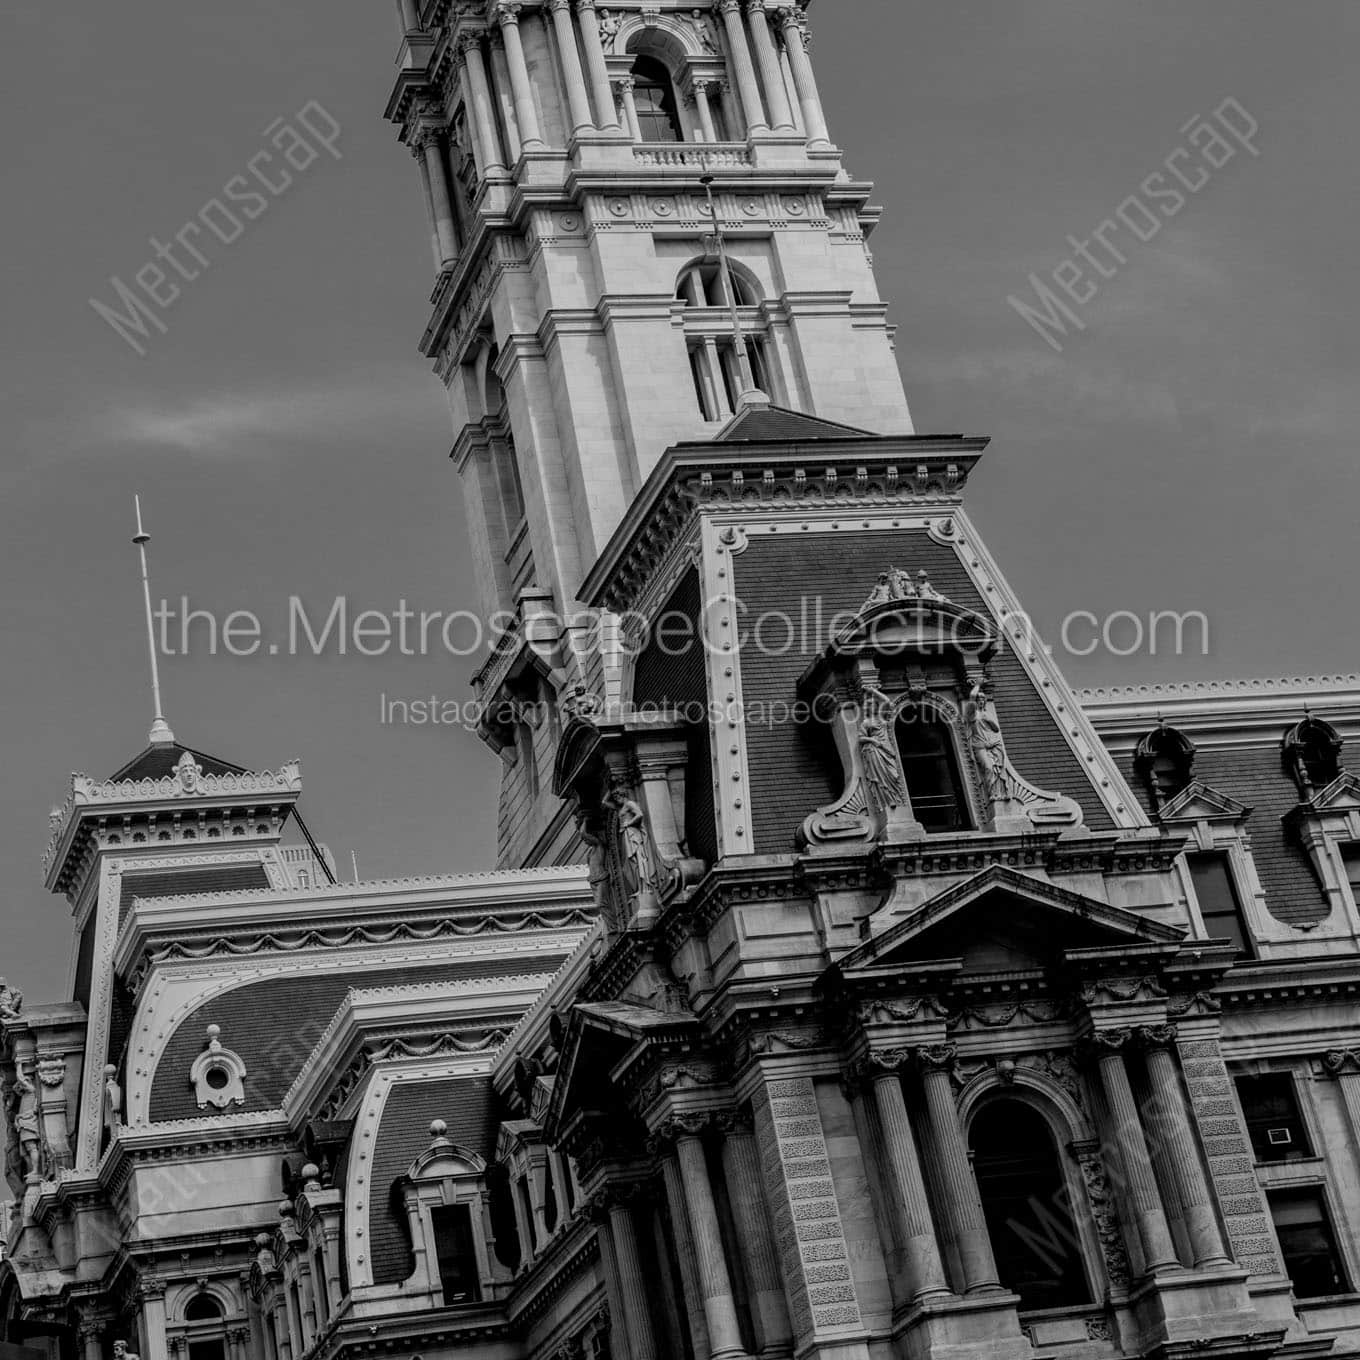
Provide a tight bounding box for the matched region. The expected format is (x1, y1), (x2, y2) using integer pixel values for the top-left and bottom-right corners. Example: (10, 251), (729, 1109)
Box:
(670, 1127), (747, 1359)
(1140, 1028), (1232, 1269)
(412, 144), (445, 270)
(138, 1281), (170, 1360)
(702, 337), (730, 416)
(1091, 1036), (1180, 1275)
(227, 1328), (252, 1360)
(487, 31), (522, 162)
(745, 0), (795, 131)
(576, 0), (622, 130)
(616, 77), (641, 140)
(717, 0), (768, 135)
(607, 1194), (660, 1360)
(417, 132), (460, 265)
(916, 1046), (1002, 1294)
(458, 35), (508, 177)
(660, 1153), (713, 1358)
(773, 6), (829, 146)
(549, 0), (596, 134)
(496, 3), (545, 148)
(693, 80), (719, 142)
(720, 1115), (792, 1354)
(867, 1064), (951, 1300)
(77, 1315), (106, 1360)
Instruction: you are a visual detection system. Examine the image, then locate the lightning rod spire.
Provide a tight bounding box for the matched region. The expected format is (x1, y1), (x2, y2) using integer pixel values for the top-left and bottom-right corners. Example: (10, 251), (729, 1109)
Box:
(133, 495), (175, 746)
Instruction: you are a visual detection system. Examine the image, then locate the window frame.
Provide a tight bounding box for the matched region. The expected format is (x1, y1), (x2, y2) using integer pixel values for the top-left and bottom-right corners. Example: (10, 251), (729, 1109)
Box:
(1266, 1184), (1353, 1302)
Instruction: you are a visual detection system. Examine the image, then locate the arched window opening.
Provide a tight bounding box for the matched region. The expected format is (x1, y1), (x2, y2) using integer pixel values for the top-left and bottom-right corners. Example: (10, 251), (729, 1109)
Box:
(1283, 716), (1343, 798)
(896, 710), (970, 833)
(631, 56), (683, 142)
(184, 1292), (227, 1360)
(1134, 723), (1196, 812)
(676, 261), (759, 308)
(312, 1245), (330, 1327)
(542, 1157), (559, 1235)
(971, 1101), (1092, 1312)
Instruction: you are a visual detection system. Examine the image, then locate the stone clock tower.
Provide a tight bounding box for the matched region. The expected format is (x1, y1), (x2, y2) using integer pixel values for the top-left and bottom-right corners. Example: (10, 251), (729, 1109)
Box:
(386, 0), (912, 865)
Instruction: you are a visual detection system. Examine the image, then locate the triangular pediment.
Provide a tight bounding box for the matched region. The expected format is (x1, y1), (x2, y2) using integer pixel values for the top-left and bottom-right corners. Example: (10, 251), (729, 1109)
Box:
(1158, 780), (1252, 824)
(840, 865), (1183, 977)
(1305, 771), (1360, 813)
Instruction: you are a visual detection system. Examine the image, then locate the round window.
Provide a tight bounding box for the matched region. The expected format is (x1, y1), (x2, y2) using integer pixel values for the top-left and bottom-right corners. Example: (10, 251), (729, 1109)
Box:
(205, 1066), (231, 1091)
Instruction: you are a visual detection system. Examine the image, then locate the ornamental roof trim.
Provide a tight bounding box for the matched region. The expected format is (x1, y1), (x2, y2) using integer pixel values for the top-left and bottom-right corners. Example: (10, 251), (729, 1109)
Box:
(42, 759), (303, 878)
(1081, 675), (1360, 706)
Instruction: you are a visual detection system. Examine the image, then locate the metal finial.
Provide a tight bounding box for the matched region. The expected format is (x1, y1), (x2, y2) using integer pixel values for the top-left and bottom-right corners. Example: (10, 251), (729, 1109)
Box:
(132, 495), (174, 746)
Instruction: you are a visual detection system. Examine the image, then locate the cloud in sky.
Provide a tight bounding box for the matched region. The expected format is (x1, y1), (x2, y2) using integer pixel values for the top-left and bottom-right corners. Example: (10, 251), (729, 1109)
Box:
(102, 367), (443, 455)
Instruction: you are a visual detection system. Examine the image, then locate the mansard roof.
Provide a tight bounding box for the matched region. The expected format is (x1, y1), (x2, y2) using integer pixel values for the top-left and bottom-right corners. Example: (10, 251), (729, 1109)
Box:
(108, 741), (246, 782)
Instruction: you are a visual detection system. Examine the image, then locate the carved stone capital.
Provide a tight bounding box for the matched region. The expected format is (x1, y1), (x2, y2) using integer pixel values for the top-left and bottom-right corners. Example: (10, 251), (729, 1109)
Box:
(657, 1111), (714, 1143)
(456, 30), (486, 58)
(1132, 1023), (1179, 1053)
(1323, 1048), (1360, 1077)
(913, 1043), (958, 1073)
(495, 1), (523, 24)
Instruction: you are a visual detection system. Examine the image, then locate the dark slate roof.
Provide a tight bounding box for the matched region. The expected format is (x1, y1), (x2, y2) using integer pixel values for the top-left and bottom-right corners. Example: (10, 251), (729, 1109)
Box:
(118, 864), (271, 928)
(734, 527), (1116, 852)
(1122, 741), (1328, 928)
(369, 1076), (495, 1286)
(148, 954), (569, 1123)
(717, 404), (875, 443)
(109, 742), (247, 782)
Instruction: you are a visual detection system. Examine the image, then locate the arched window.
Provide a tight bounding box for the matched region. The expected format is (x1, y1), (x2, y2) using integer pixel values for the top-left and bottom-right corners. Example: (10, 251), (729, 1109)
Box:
(631, 56), (683, 142)
(676, 261), (759, 309)
(1133, 722), (1196, 812)
(896, 709), (970, 832)
(183, 1294), (227, 1360)
(970, 1101), (1091, 1311)
(1283, 716), (1343, 798)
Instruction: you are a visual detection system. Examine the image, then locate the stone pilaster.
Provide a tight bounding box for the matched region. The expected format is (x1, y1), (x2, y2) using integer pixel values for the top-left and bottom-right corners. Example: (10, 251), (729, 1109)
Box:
(605, 1190), (660, 1360)
(1179, 1036), (1280, 1277)
(750, 1076), (866, 1354)
(660, 1151), (713, 1358)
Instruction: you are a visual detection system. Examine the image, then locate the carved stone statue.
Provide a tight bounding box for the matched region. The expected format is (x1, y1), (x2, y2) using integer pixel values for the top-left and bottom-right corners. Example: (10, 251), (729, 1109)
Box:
(862, 573), (892, 611)
(888, 566), (917, 601)
(692, 8), (721, 52)
(607, 791), (659, 896)
(0, 979), (22, 1021)
(113, 1341), (141, 1360)
(966, 682), (1014, 805)
(12, 1065), (42, 1181)
(103, 1064), (123, 1139)
(914, 569), (941, 601)
(857, 713), (907, 813)
(599, 7), (621, 42)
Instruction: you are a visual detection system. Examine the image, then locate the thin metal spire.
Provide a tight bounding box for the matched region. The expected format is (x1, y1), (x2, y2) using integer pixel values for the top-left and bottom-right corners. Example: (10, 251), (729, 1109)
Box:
(700, 168), (769, 411)
(132, 495), (175, 745)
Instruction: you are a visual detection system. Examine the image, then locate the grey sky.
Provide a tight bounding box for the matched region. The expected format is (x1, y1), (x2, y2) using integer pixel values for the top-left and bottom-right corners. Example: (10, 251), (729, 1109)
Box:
(2, 1), (1356, 999)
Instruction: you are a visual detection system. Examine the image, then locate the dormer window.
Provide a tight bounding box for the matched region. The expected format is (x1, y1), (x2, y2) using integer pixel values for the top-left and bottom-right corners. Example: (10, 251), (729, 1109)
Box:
(1134, 722), (1196, 812)
(1187, 851), (1253, 957)
(631, 56), (682, 142)
(1283, 716), (1343, 799)
(896, 710), (970, 833)
(431, 1204), (481, 1304)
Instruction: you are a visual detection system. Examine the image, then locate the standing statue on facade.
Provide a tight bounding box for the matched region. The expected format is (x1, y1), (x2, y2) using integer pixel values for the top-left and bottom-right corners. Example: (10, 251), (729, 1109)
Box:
(113, 1341), (141, 1360)
(12, 1064), (42, 1182)
(606, 790), (659, 897)
(857, 712), (907, 814)
(966, 681), (1013, 805)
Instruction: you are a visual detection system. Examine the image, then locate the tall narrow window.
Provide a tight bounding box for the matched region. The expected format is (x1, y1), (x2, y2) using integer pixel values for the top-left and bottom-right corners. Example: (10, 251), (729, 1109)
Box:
(896, 710), (970, 832)
(1268, 1189), (1348, 1299)
(1342, 845), (1360, 905)
(1235, 1074), (1311, 1163)
(631, 56), (683, 142)
(431, 1203), (482, 1304)
(1187, 852), (1253, 957)
(184, 1294), (227, 1360)
(970, 1101), (1091, 1310)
